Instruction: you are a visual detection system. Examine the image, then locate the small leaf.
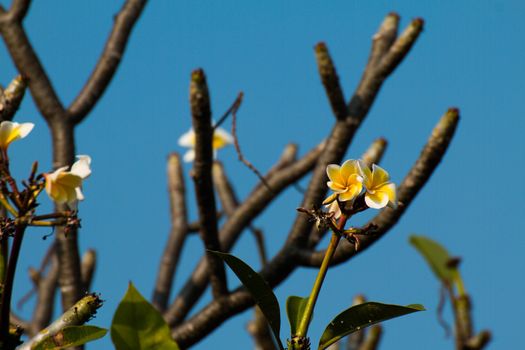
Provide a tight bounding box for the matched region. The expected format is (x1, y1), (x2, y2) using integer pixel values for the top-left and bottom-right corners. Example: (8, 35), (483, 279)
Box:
(33, 325), (107, 350)
(318, 302), (425, 350)
(111, 283), (180, 350)
(286, 295), (309, 335)
(410, 235), (456, 283)
(211, 251), (284, 350)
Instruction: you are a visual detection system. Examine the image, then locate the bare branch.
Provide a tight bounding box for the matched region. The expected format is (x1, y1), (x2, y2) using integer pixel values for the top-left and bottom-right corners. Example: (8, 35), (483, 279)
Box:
(357, 325), (382, 350)
(165, 142), (324, 326)
(0, 14), (65, 122)
(367, 13), (399, 69)
(190, 69), (228, 298)
(247, 307), (277, 350)
(153, 153), (188, 312)
(30, 254), (58, 336)
(347, 295), (366, 350)
(81, 249), (97, 291)
(68, 0), (148, 124)
(315, 42), (347, 120)
(8, 0), (31, 23)
(0, 75), (27, 122)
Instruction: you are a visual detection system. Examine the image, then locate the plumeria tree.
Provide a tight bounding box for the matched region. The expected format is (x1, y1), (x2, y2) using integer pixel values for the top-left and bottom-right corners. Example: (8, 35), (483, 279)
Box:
(0, 2), (490, 350)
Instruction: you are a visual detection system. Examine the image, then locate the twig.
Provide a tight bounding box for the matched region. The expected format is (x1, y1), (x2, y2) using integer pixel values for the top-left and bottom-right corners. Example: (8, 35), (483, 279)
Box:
(68, 0), (149, 124)
(230, 92), (273, 192)
(189, 69), (227, 298)
(19, 294), (103, 350)
(153, 153), (188, 312)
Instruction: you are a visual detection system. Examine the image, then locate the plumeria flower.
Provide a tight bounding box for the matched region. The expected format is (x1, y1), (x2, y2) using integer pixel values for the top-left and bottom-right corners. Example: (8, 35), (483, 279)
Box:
(326, 159), (364, 202)
(44, 155), (91, 205)
(178, 126), (233, 162)
(0, 121), (34, 149)
(358, 161), (397, 209)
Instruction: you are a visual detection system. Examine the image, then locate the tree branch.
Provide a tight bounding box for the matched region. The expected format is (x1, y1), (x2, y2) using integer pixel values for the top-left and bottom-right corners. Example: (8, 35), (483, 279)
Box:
(153, 153), (188, 312)
(190, 69), (228, 298)
(315, 42), (347, 120)
(68, 0), (148, 124)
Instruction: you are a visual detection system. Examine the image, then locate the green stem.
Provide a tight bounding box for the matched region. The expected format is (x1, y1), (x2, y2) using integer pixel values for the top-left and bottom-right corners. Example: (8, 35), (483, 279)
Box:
(296, 215), (348, 337)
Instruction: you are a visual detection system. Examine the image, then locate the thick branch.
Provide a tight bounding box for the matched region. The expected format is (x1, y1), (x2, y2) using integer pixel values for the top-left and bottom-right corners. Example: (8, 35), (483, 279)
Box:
(68, 0), (148, 124)
(190, 69), (228, 298)
(153, 153), (188, 312)
(30, 254), (59, 336)
(315, 42), (347, 120)
(0, 10), (65, 123)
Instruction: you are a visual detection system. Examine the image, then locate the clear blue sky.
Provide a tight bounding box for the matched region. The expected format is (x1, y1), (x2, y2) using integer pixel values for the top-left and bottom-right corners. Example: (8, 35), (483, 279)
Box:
(2, 1), (523, 349)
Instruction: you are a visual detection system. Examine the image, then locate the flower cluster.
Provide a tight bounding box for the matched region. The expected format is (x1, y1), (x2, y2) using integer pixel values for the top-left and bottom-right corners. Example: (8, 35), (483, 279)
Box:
(0, 120), (91, 205)
(323, 159), (396, 218)
(178, 126), (233, 162)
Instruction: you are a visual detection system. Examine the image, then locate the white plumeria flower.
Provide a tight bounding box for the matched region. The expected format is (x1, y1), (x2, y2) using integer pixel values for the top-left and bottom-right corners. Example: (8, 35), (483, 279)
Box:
(44, 155), (91, 205)
(0, 121), (34, 149)
(178, 126), (233, 162)
(358, 161), (397, 209)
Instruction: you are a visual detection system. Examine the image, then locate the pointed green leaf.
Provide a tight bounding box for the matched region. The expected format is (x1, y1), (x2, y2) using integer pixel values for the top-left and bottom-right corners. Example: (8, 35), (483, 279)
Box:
(318, 302), (425, 350)
(286, 295), (309, 335)
(410, 235), (457, 283)
(111, 283), (180, 350)
(211, 251), (284, 350)
(32, 325), (107, 350)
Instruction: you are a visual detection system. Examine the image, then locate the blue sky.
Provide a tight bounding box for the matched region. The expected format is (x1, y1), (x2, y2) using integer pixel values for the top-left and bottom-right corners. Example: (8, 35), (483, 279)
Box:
(2, 1), (524, 349)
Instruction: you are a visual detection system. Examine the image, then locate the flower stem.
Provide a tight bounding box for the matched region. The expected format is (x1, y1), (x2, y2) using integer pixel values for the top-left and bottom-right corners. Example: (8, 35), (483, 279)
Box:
(295, 215), (348, 338)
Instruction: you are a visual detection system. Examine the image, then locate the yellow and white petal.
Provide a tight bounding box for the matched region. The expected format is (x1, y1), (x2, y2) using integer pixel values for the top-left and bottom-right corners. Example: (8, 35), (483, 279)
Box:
(322, 192), (338, 205)
(46, 166), (69, 182)
(357, 160), (373, 188)
(71, 155), (91, 179)
(17, 123), (34, 139)
(365, 190), (389, 209)
(371, 164), (390, 186)
(183, 149), (195, 163)
(0, 121), (15, 148)
(75, 187), (85, 201)
(325, 200), (342, 219)
(213, 127), (234, 149)
(340, 159), (359, 181)
(178, 129), (196, 147)
(56, 173), (82, 189)
(378, 182), (397, 208)
(326, 164), (343, 184)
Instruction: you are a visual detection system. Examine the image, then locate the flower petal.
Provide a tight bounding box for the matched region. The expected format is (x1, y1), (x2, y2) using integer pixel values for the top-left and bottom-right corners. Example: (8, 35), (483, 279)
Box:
(75, 187), (85, 201)
(340, 159), (359, 181)
(372, 164), (390, 186)
(365, 191), (389, 209)
(178, 129), (195, 147)
(358, 160), (373, 188)
(17, 123), (34, 139)
(212, 128), (233, 149)
(325, 200), (342, 219)
(71, 155), (91, 179)
(56, 173), (82, 189)
(378, 182), (397, 208)
(183, 149), (195, 162)
(326, 164), (343, 184)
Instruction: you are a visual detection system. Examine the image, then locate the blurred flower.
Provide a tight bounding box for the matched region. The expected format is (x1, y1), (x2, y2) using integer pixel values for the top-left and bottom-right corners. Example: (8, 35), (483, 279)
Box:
(178, 126), (233, 162)
(326, 159), (363, 202)
(0, 121), (34, 149)
(359, 161), (397, 209)
(45, 155), (91, 205)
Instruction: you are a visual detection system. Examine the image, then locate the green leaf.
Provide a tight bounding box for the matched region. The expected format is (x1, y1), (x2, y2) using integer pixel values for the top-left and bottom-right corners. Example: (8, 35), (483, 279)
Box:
(211, 251), (284, 350)
(33, 325), (107, 350)
(409, 234), (456, 283)
(286, 295), (309, 335)
(318, 302), (425, 350)
(111, 282), (180, 350)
